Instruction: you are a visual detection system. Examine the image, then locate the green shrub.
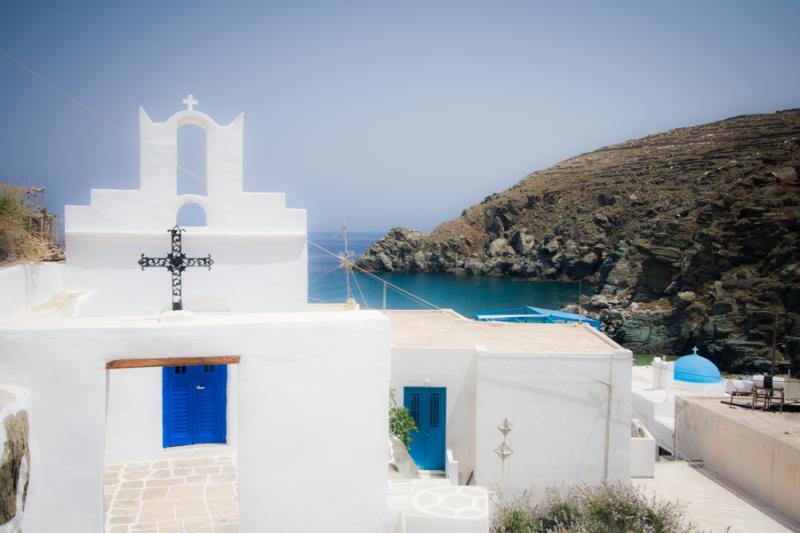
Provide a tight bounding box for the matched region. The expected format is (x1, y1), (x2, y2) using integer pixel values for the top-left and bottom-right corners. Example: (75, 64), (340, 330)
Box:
(388, 388), (418, 448)
(491, 483), (694, 533)
(492, 491), (539, 533)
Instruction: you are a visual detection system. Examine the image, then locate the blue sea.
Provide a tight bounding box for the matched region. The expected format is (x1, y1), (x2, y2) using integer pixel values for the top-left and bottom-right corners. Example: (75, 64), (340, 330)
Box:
(308, 232), (591, 318)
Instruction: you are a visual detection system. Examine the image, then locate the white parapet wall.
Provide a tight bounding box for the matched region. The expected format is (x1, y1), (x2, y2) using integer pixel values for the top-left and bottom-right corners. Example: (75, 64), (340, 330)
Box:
(0, 263), (64, 318)
(446, 449), (459, 485)
(630, 419), (656, 478)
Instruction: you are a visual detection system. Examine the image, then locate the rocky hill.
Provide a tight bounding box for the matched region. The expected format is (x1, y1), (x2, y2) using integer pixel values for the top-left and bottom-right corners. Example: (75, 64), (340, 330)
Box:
(357, 110), (800, 370)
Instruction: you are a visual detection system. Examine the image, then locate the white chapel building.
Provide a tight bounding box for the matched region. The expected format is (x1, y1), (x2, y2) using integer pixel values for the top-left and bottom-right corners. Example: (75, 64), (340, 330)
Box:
(0, 97), (639, 533)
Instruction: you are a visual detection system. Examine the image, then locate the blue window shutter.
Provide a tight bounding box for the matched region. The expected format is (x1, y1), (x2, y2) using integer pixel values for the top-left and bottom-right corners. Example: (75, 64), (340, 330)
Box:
(163, 364), (227, 447)
(163, 367), (193, 447)
(193, 364), (227, 444)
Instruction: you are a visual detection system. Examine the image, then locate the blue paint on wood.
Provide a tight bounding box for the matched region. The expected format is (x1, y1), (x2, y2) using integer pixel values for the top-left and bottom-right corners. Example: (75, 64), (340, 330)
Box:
(163, 364), (227, 447)
(403, 387), (446, 470)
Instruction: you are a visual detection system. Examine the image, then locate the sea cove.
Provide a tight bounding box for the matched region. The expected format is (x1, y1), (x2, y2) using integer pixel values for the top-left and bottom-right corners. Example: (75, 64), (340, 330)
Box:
(309, 232), (591, 317)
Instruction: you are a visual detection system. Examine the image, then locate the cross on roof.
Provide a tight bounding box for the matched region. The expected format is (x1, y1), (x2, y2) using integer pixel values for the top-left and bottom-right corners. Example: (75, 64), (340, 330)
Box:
(138, 226), (213, 311)
(182, 94), (198, 111)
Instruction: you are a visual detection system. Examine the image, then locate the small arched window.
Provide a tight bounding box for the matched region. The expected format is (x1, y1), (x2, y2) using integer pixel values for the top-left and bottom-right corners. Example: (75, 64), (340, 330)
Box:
(176, 203), (207, 227)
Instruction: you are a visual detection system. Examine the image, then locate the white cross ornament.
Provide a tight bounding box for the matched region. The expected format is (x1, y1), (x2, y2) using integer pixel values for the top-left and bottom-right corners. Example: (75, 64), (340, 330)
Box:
(182, 94), (198, 111)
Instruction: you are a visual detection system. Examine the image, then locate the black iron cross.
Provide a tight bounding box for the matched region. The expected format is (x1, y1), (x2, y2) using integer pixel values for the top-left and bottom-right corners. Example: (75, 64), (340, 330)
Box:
(138, 226), (214, 311)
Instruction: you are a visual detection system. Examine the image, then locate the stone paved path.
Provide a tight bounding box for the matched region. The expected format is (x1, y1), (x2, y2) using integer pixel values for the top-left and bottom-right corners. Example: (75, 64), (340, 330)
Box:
(104, 455), (238, 533)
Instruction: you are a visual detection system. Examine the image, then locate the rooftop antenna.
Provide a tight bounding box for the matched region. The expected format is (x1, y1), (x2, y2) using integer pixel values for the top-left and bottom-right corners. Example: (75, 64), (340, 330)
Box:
(339, 222), (356, 309)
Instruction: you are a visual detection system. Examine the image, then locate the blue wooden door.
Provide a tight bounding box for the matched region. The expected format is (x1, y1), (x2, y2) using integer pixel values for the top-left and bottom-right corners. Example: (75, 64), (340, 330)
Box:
(404, 387), (446, 470)
(163, 364), (227, 447)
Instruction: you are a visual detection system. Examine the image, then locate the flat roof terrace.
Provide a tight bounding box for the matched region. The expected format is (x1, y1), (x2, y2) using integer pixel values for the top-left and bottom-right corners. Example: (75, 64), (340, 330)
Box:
(682, 397), (800, 450)
(386, 309), (628, 354)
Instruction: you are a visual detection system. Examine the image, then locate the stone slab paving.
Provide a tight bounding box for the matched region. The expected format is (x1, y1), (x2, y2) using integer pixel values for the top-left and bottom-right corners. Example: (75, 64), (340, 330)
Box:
(104, 455), (238, 533)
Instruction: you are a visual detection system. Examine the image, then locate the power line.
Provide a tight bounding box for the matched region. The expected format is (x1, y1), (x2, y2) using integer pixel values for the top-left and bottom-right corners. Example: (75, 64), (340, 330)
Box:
(307, 239), (441, 311)
(308, 263), (344, 286)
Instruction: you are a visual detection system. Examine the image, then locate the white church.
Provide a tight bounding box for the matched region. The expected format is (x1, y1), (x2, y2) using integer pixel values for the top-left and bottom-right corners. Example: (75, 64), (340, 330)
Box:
(0, 97), (641, 533)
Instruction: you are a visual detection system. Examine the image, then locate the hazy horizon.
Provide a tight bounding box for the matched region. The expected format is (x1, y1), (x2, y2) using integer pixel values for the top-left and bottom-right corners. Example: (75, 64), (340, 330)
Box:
(2, 1), (799, 233)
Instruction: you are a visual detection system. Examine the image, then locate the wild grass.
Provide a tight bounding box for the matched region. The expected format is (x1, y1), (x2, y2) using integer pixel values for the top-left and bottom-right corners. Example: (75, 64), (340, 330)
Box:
(0, 189), (57, 264)
(492, 483), (695, 533)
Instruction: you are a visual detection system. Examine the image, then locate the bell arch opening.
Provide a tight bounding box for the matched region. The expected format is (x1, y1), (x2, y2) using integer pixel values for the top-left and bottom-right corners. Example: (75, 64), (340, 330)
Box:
(176, 202), (207, 227)
(177, 124), (207, 195)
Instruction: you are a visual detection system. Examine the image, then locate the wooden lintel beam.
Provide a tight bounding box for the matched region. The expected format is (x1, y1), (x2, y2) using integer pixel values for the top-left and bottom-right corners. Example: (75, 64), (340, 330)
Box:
(106, 356), (240, 369)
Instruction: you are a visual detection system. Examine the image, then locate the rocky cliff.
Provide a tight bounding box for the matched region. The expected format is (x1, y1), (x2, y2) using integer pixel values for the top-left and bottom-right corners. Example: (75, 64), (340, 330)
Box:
(358, 110), (800, 370)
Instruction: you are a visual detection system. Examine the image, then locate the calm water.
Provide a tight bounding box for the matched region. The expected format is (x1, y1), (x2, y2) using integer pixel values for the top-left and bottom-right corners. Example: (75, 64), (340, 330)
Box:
(308, 232), (591, 318)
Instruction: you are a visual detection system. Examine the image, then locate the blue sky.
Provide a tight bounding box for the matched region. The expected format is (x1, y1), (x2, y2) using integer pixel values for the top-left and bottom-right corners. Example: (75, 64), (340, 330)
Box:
(1, 1), (799, 232)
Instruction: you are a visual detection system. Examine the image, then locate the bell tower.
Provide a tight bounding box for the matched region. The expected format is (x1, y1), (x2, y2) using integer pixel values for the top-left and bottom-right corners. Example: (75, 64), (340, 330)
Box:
(63, 96), (308, 316)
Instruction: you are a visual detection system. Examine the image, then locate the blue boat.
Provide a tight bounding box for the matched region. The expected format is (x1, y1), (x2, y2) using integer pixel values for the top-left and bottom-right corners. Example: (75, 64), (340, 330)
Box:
(473, 305), (601, 329)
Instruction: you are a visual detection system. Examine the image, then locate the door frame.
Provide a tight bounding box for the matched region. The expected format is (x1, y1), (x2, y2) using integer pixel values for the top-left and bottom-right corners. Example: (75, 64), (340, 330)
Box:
(106, 356), (238, 450)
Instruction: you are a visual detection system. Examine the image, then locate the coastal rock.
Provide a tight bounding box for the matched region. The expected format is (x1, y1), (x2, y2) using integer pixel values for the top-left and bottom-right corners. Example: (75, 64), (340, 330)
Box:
(510, 231), (535, 255)
(773, 166), (797, 181)
(357, 227), (428, 271)
(465, 258), (485, 276)
(356, 110), (800, 369)
(488, 238), (514, 257)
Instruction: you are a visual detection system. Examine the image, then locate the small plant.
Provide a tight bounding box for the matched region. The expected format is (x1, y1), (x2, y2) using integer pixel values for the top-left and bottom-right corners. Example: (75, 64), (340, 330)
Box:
(492, 490), (539, 533)
(388, 388), (418, 448)
(491, 483), (695, 533)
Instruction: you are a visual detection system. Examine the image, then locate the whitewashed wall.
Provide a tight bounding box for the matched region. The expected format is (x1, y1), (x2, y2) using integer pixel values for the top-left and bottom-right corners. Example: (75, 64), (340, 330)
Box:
(0, 311), (391, 533)
(62, 234), (307, 316)
(390, 347), (477, 482)
(474, 350), (632, 492)
(104, 365), (239, 464)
